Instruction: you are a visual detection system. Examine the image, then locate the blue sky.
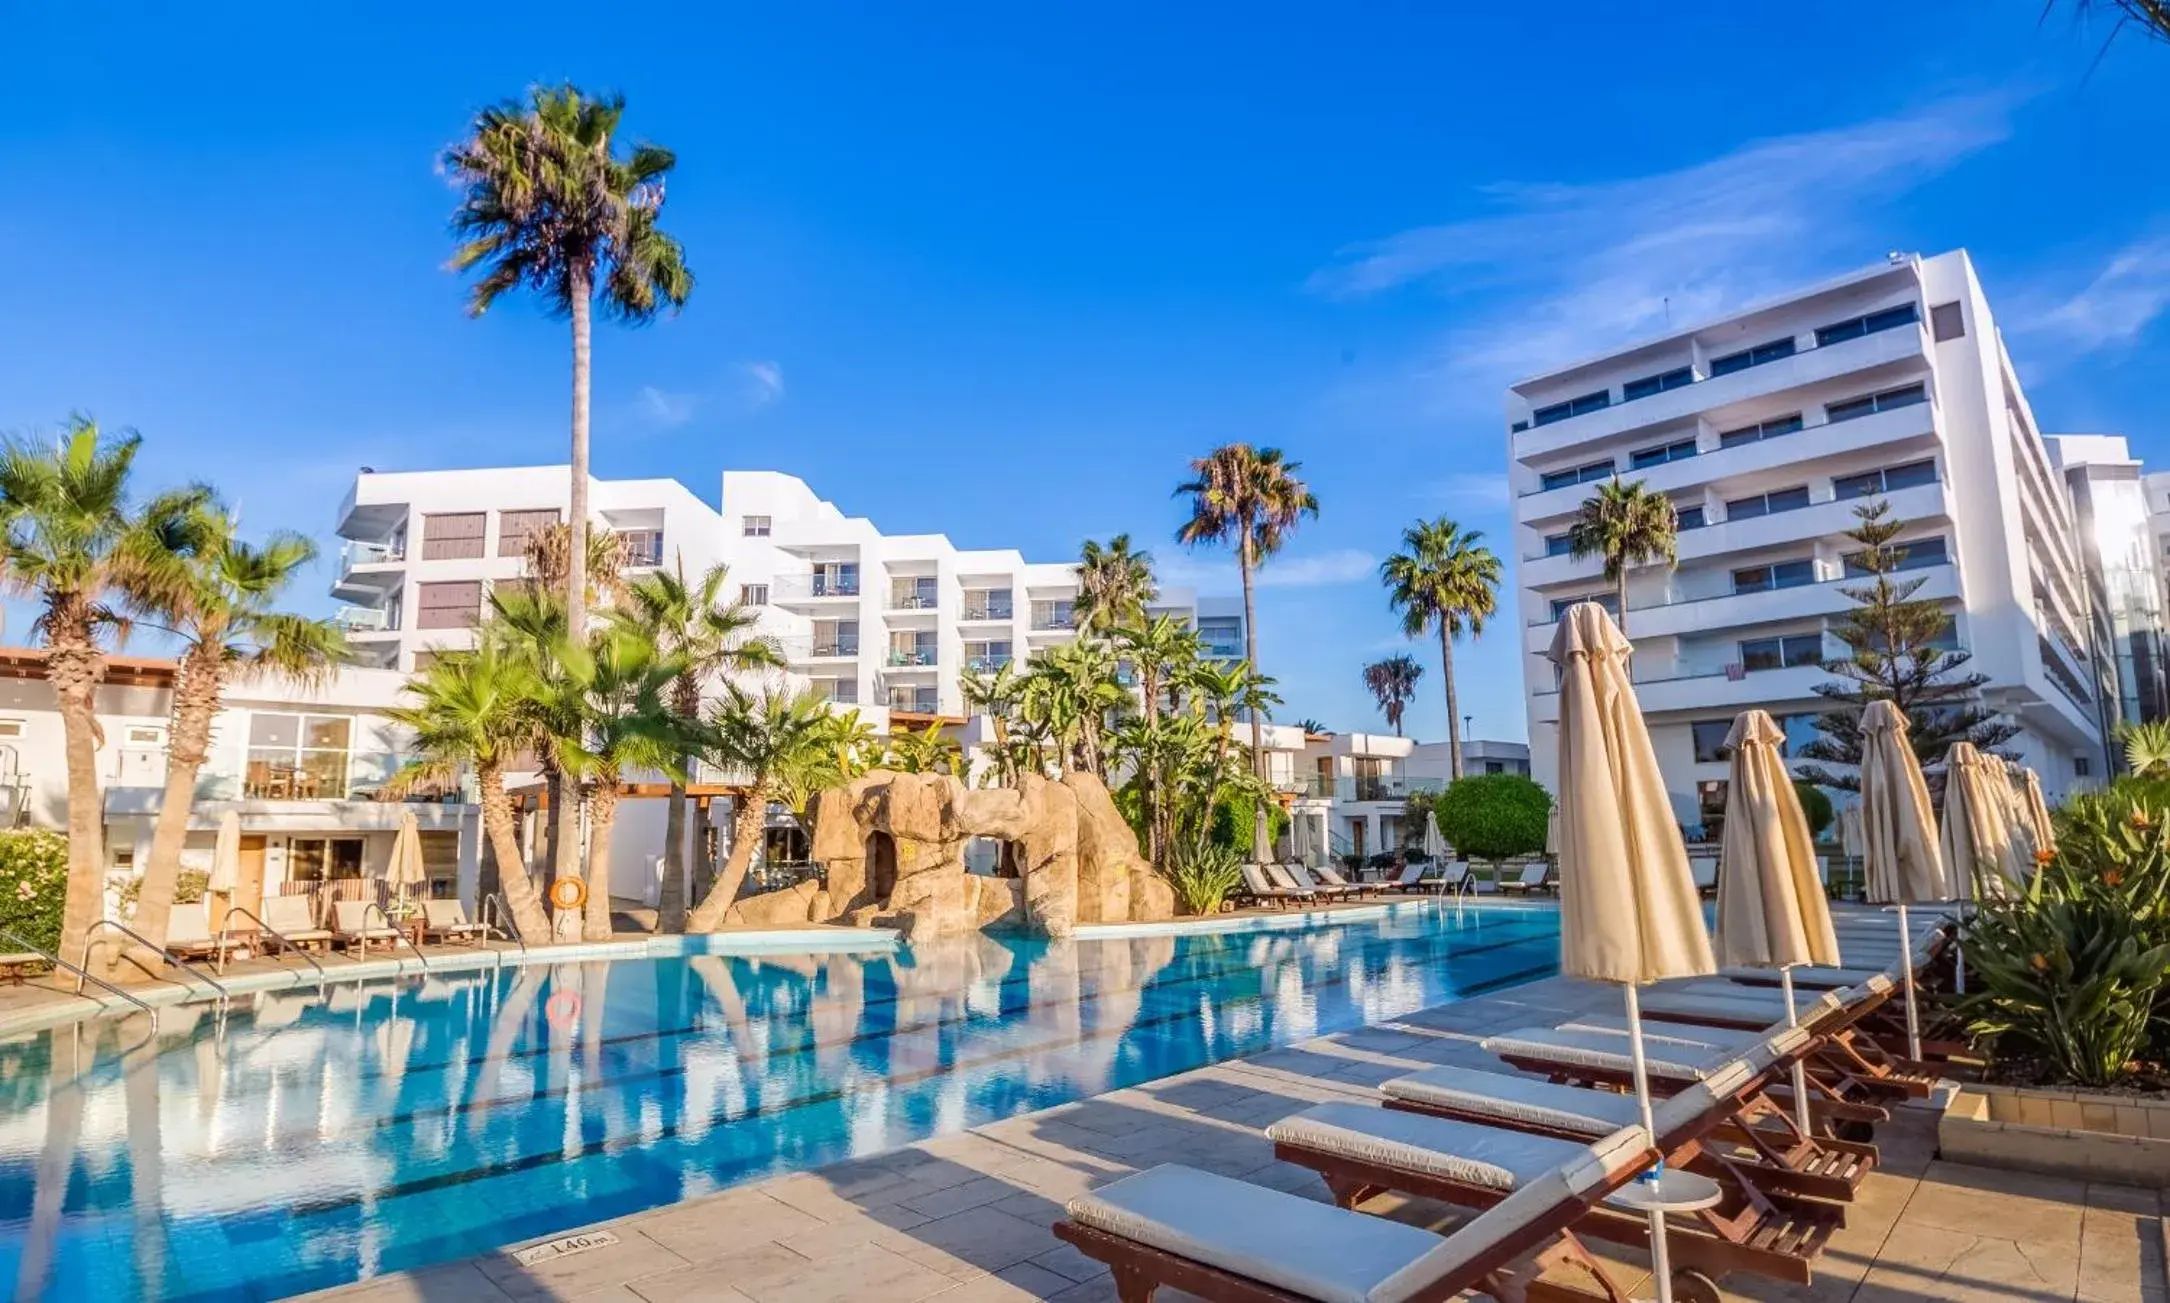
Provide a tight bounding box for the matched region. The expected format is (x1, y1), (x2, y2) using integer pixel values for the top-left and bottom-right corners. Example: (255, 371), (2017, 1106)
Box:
(4, 3), (2167, 741)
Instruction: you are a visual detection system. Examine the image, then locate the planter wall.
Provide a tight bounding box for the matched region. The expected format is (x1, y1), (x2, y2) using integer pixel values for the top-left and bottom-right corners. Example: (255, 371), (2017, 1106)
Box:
(1941, 1082), (2170, 1187)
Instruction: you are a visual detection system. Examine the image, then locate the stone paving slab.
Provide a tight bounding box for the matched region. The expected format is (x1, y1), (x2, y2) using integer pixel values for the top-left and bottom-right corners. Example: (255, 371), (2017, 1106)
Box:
(308, 974), (2165, 1303)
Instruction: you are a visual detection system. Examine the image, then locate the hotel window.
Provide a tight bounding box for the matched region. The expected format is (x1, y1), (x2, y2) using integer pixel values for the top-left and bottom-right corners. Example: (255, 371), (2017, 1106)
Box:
(1540, 460), (1615, 492)
(290, 837), (365, 883)
(1777, 713), (1820, 758)
(743, 515), (772, 537)
(1544, 533), (1575, 557)
(420, 512), (486, 561)
(1739, 633), (1823, 672)
(1827, 383), (1928, 424)
(2075, 755), (2092, 778)
(245, 713), (353, 799)
(1629, 438), (1698, 470)
(1691, 720), (1733, 763)
(1549, 593), (1619, 620)
(1622, 367), (1693, 402)
(496, 508), (559, 557)
(1675, 505), (1707, 530)
(1531, 390), (1612, 427)
(415, 581), (483, 629)
(1724, 486), (1810, 520)
(0, 719), (21, 740)
(738, 583), (768, 607)
(1732, 559), (1816, 594)
(1843, 535), (1950, 577)
(1813, 302), (1919, 347)
(1717, 413), (1804, 449)
(1834, 458), (1938, 500)
(617, 530), (663, 567)
(1930, 301), (1966, 341)
(1708, 337), (1797, 377)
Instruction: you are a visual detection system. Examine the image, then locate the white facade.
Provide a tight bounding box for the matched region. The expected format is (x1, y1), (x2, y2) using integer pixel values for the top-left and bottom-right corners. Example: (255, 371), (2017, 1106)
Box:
(2053, 435), (2168, 732)
(1507, 250), (2105, 822)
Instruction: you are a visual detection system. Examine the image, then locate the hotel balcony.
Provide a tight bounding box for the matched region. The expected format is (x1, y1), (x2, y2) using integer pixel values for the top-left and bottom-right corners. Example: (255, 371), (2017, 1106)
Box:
(330, 539), (405, 602)
(1529, 660), (1835, 724)
(771, 574), (861, 604)
(885, 686), (941, 714)
(1522, 562), (1961, 654)
(885, 647), (938, 668)
(1335, 775), (1446, 804)
(960, 594), (1014, 622)
(782, 637), (860, 661)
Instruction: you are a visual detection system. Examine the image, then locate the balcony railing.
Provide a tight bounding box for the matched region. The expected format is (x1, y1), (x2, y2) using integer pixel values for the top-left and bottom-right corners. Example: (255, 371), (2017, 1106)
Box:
(887, 691), (940, 713)
(331, 606), (397, 633)
(112, 747), (423, 801)
(772, 574), (861, 599)
(966, 655), (1012, 672)
(812, 683), (860, 706)
(783, 637), (859, 660)
(1276, 775), (1334, 799)
(1336, 775), (1446, 803)
(961, 596), (1014, 621)
(340, 539), (403, 570)
(1030, 610), (1076, 632)
(889, 590), (939, 611)
(886, 648), (937, 667)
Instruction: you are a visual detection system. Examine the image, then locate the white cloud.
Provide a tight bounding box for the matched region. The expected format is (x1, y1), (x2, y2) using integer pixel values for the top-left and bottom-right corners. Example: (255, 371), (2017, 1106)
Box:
(636, 385), (700, 428)
(1309, 93), (2020, 397)
(1159, 547), (1377, 592)
(2031, 235), (2170, 351)
(740, 360), (785, 410)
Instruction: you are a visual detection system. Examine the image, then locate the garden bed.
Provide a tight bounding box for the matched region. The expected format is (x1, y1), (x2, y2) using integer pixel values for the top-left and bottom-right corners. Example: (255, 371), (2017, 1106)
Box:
(1940, 1081), (2170, 1187)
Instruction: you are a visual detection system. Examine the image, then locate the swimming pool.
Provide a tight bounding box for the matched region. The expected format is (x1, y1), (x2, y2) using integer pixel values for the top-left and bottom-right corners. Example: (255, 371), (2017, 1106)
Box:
(0, 901), (1560, 1300)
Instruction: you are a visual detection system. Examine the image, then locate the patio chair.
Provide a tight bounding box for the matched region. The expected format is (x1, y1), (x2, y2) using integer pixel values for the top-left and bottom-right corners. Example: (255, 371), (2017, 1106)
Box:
(165, 901), (247, 972)
(1267, 1051), (1844, 1289)
(257, 894), (336, 955)
(1258, 863), (1321, 904)
(421, 899), (490, 945)
(1052, 1122), (1660, 1303)
(1495, 861), (1552, 895)
(333, 900), (402, 957)
(1234, 863), (1306, 910)
(1282, 863), (1359, 901)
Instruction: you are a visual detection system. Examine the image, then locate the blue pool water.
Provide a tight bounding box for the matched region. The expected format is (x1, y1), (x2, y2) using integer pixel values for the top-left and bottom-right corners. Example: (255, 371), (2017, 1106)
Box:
(0, 901), (1561, 1300)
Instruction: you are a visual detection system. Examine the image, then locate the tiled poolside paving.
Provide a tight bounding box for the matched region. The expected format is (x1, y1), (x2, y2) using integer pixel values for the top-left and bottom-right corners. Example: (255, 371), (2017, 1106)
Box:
(312, 974), (2167, 1303)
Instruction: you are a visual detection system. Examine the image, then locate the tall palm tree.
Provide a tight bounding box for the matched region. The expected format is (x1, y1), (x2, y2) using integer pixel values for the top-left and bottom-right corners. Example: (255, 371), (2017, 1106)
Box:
(1187, 659), (1281, 770)
(1074, 535), (1157, 636)
(611, 562), (779, 931)
(959, 660), (1025, 786)
(1381, 517), (1501, 777)
(0, 419), (203, 969)
(688, 685), (851, 930)
(1175, 444), (1317, 785)
(386, 645), (553, 943)
(1361, 654), (1425, 737)
(129, 507), (346, 968)
(446, 84), (691, 891)
(1568, 476), (1677, 638)
(562, 629), (684, 940)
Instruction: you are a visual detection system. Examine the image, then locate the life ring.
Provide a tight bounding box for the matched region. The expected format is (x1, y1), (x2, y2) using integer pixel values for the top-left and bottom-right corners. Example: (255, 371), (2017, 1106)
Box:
(549, 878), (587, 911)
(544, 990), (582, 1028)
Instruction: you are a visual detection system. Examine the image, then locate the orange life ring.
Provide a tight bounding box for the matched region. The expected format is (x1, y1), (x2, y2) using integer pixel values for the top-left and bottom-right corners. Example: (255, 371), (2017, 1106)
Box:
(544, 990), (582, 1028)
(549, 878), (587, 911)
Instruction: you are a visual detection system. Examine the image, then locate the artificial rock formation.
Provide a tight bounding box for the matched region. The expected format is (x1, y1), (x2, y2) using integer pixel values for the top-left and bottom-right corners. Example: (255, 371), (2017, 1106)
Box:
(718, 768), (1176, 940)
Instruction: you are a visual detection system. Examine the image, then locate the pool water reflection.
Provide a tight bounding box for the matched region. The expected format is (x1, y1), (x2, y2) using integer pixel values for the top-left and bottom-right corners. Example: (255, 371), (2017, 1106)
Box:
(0, 902), (1560, 1300)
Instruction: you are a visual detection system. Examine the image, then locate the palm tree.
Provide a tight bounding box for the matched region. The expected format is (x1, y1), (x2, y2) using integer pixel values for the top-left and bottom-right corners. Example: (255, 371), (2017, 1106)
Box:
(611, 562), (779, 931)
(1074, 535), (1157, 636)
(1381, 517), (1501, 777)
(0, 419), (204, 969)
(1175, 444), (1317, 785)
(386, 646), (553, 943)
(1361, 654), (1425, 737)
(482, 584), (583, 898)
(128, 507), (346, 968)
(959, 660), (1025, 786)
(1567, 476), (1677, 637)
(2063, 1), (2170, 43)
(1187, 659), (1281, 770)
(883, 720), (962, 775)
(1021, 639), (1128, 777)
(687, 685), (850, 930)
(445, 84), (691, 886)
(1115, 616), (1203, 863)
(562, 629), (684, 940)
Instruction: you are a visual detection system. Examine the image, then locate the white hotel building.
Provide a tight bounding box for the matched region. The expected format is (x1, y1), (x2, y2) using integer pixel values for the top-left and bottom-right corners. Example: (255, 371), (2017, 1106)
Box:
(1507, 250), (2107, 826)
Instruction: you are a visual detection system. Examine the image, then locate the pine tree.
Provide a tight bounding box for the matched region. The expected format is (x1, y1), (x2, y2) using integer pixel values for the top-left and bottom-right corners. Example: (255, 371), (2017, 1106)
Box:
(1794, 500), (2018, 789)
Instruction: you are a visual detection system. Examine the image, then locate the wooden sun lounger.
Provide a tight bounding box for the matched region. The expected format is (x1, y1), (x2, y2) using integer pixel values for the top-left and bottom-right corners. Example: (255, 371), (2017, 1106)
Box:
(333, 901), (402, 957)
(421, 899), (490, 944)
(1267, 863), (1342, 901)
(1236, 863), (1308, 910)
(1496, 862), (1553, 895)
(1308, 862), (1375, 898)
(1053, 1124), (1661, 1303)
(1268, 1052), (1844, 1289)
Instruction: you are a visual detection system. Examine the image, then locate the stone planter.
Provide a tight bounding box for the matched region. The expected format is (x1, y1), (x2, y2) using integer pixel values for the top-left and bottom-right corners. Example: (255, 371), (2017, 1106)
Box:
(1940, 1082), (2170, 1187)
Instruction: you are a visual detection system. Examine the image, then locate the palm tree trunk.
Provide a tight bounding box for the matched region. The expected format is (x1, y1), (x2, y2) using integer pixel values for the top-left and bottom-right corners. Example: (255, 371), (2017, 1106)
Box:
(127, 654), (222, 975)
(687, 787), (768, 932)
(541, 766), (562, 886)
(556, 265), (593, 908)
(46, 610), (108, 973)
(583, 779), (617, 941)
(1239, 533), (1263, 777)
(1440, 624), (1464, 782)
(477, 768), (551, 943)
(123, 1030), (166, 1296)
(658, 776), (689, 932)
(1142, 666), (1163, 866)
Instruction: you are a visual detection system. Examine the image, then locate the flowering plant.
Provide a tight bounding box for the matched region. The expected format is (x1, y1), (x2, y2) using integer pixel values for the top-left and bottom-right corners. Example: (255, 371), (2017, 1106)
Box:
(0, 830), (68, 954)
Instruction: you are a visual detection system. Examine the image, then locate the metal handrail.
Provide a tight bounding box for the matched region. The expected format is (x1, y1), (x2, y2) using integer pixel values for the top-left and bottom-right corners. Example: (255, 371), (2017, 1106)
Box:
(480, 892), (527, 963)
(360, 901), (430, 971)
(220, 905), (328, 991)
(0, 927), (158, 1028)
(82, 919), (229, 1003)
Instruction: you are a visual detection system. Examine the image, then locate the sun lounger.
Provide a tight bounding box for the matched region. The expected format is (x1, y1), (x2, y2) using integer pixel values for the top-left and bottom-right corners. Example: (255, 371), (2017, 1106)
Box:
(255, 894), (336, 954)
(1270, 1057), (1844, 1288)
(1385, 861), (1427, 892)
(1495, 861), (1553, 895)
(1284, 863), (1360, 901)
(1236, 863), (1309, 910)
(165, 901), (248, 972)
(1054, 1124), (1659, 1303)
(1308, 862), (1373, 898)
(421, 899), (490, 944)
(333, 900), (402, 957)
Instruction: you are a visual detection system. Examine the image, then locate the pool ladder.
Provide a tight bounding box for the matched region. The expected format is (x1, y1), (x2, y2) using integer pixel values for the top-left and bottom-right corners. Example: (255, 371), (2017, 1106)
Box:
(0, 925), (161, 1032)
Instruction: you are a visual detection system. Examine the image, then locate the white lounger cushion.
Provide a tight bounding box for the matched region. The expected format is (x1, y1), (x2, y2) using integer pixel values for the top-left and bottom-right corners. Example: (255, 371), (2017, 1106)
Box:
(1639, 990), (1831, 1025)
(1067, 1163), (1442, 1303)
(1381, 1064), (1642, 1137)
(1560, 1014), (1768, 1048)
(1267, 1102), (1585, 1192)
(1481, 1027), (1717, 1081)
(1722, 964), (1891, 987)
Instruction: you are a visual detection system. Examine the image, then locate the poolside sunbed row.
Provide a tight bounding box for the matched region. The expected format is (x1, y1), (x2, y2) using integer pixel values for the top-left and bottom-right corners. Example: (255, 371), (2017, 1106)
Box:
(161, 896), (498, 972)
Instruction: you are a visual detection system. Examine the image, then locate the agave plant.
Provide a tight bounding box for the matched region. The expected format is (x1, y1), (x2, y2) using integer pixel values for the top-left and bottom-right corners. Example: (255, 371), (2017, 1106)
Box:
(1160, 834), (1245, 916)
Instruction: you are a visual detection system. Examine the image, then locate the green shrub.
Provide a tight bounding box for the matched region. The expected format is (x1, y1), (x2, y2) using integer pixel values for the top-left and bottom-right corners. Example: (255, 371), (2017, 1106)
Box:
(1792, 782), (1834, 839)
(0, 830), (69, 954)
(1208, 790), (1286, 855)
(1432, 774), (1551, 865)
(1162, 837), (1244, 916)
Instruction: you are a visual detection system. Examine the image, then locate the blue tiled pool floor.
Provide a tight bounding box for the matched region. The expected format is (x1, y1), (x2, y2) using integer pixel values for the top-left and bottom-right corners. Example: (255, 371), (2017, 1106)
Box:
(0, 902), (1560, 1300)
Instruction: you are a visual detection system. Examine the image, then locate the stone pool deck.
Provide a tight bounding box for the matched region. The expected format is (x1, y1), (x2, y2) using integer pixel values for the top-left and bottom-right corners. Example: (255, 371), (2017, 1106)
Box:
(312, 974), (2166, 1303)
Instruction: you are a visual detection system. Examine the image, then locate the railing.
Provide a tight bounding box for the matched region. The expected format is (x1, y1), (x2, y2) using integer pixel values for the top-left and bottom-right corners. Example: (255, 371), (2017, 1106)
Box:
(965, 655), (1012, 672)
(179, 750), (422, 802)
(887, 693), (940, 713)
(961, 596), (1014, 621)
(1276, 775), (1334, 799)
(616, 531), (664, 568)
(219, 904), (328, 989)
(783, 637), (859, 659)
(1336, 775), (1447, 803)
(1, 927), (159, 1027)
(331, 606), (397, 633)
(81, 919), (229, 1003)
(480, 892), (526, 964)
(340, 539), (403, 569)
(1526, 564), (1955, 628)
(1202, 642), (1243, 659)
(812, 685), (860, 706)
(360, 901), (431, 971)
(888, 590), (939, 611)
(773, 574), (861, 599)
(885, 648), (937, 667)
(1029, 609), (1076, 632)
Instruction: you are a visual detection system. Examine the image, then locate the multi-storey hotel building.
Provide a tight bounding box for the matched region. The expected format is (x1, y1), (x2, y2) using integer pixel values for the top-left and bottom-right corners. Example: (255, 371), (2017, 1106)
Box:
(1508, 250), (2106, 825)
